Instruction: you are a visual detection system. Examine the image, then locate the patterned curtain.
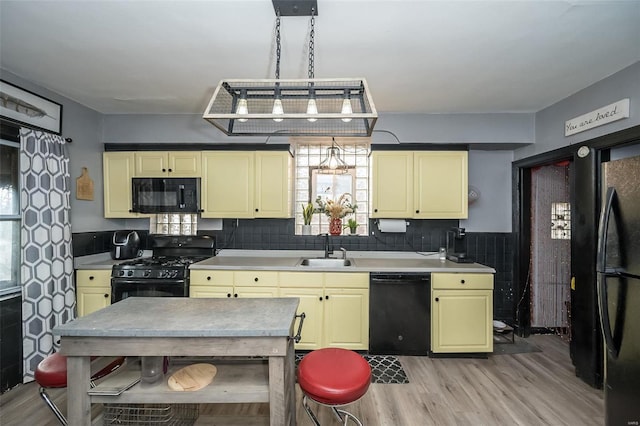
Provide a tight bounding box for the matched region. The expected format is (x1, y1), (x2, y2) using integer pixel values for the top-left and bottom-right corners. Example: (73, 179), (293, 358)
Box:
(20, 129), (75, 381)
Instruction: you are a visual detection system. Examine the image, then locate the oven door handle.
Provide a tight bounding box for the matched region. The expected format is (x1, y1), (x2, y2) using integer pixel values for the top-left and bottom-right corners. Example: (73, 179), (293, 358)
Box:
(112, 279), (186, 286)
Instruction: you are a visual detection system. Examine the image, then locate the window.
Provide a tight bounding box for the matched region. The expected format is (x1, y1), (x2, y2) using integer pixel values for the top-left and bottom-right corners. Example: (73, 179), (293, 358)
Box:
(294, 140), (369, 235)
(0, 140), (21, 296)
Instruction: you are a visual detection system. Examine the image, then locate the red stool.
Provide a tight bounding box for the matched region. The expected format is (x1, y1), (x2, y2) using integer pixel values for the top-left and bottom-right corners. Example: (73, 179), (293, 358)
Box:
(297, 348), (371, 425)
(34, 352), (126, 425)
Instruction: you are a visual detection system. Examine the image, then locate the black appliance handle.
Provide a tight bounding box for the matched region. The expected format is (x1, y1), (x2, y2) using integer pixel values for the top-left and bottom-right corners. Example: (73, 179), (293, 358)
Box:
(596, 187), (619, 359)
(596, 187), (615, 273)
(179, 185), (185, 209)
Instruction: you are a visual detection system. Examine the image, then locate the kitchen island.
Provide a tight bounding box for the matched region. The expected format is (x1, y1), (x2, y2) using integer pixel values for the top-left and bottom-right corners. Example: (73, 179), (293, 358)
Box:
(54, 297), (299, 426)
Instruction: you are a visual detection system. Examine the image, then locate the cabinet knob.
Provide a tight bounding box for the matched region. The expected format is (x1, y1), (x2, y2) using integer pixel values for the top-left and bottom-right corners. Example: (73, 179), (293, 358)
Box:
(255, 208), (259, 212)
(415, 210), (419, 213)
(168, 168), (172, 172)
(129, 209), (133, 213)
(374, 209), (378, 213)
(319, 297), (323, 301)
(162, 168), (166, 172)
(435, 297), (439, 302)
(234, 293), (238, 298)
(325, 295), (329, 300)
(89, 276), (94, 280)
(254, 277), (259, 282)
(227, 293), (232, 298)
(207, 276), (211, 281)
(104, 294), (109, 298)
(460, 279), (466, 284)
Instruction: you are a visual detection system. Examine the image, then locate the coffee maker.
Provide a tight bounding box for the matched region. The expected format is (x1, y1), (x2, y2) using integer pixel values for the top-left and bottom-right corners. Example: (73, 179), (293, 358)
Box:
(445, 227), (473, 263)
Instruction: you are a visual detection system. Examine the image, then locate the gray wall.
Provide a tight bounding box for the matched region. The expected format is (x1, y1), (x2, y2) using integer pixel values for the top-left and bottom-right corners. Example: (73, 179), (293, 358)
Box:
(516, 61), (640, 160)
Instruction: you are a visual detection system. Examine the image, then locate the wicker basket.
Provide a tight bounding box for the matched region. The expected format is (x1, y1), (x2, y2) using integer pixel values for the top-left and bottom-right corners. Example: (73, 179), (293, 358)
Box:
(103, 403), (198, 425)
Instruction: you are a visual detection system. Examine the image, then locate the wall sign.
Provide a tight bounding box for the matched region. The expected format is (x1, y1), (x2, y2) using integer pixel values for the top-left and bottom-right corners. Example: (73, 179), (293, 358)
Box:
(0, 79), (62, 135)
(565, 99), (629, 136)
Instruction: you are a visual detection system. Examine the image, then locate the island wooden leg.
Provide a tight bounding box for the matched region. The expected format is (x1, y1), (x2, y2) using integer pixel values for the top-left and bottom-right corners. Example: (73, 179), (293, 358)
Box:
(269, 339), (297, 426)
(66, 356), (91, 426)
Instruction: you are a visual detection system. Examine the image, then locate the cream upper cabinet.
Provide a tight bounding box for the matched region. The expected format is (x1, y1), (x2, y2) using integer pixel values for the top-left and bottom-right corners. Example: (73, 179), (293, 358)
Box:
(371, 150), (468, 219)
(201, 151), (291, 219)
(103, 152), (138, 218)
(135, 151), (202, 177)
(201, 151), (254, 218)
(76, 270), (111, 317)
(255, 151), (292, 218)
(414, 151), (468, 219)
(431, 273), (493, 354)
(371, 151), (413, 218)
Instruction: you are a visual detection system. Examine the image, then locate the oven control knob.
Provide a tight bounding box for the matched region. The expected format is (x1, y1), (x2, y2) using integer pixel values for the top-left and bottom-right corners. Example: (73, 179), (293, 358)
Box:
(119, 270), (125, 276)
(127, 271), (133, 277)
(144, 270), (151, 278)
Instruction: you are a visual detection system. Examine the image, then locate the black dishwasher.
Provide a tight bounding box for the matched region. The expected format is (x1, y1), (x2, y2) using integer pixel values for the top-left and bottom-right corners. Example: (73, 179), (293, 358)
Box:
(369, 273), (430, 355)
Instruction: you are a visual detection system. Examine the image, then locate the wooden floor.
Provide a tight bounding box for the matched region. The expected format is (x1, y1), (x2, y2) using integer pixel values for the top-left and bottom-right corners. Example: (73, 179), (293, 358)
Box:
(0, 335), (604, 426)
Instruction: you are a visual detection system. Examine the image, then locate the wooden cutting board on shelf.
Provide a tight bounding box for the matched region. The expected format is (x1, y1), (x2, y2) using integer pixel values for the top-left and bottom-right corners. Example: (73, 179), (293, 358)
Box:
(167, 363), (217, 391)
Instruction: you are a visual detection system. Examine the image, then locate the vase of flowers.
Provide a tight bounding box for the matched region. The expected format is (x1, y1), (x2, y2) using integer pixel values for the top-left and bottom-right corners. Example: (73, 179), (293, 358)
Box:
(301, 202), (315, 235)
(315, 193), (357, 236)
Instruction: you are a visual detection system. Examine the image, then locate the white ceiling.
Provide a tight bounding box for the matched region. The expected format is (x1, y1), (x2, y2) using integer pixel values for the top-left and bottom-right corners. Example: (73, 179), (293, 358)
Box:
(1, 1), (639, 116)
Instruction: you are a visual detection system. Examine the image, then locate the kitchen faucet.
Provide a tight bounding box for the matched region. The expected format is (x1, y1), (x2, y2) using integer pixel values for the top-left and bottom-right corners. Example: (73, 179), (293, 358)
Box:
(318, 233), (333, 258)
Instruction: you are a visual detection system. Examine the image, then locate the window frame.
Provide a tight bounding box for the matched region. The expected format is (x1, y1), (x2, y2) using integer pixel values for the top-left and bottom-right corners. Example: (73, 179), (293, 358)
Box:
(0, 139), (21, 297)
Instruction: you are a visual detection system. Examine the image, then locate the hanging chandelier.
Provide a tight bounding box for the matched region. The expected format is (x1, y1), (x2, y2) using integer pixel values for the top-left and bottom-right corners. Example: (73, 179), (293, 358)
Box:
(202, 0), (378, 137)
(318, 138), (349, 174)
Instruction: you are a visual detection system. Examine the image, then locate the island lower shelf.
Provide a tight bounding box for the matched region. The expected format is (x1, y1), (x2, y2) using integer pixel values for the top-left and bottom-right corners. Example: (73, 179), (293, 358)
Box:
(90, 358), (270, 404)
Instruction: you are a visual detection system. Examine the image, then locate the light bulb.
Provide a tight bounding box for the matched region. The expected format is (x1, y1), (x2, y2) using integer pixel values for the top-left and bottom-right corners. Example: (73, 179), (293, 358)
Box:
(306, 98), (318, 122)
(236, 98), (248, 122)
(272, 98), (284, 122)
(341, 98), (353, 122)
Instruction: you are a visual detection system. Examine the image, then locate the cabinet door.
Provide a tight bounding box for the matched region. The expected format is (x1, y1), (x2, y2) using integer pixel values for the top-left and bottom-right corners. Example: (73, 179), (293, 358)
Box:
(103, 152), (137, 218)
(371, 151), (413, 218)
(279, 287), (324, 350)
(201, 152), (254, 218)
(190, 285), (234, 298)
(135, 152), (168, 177)
(77, 287), (111, 316)
(323, 288), (369, 350)
(255, 151), (291, 218)
(414, 151), (468, 219)
(169, 152), (202, 177)
(431, 289), (493, 353)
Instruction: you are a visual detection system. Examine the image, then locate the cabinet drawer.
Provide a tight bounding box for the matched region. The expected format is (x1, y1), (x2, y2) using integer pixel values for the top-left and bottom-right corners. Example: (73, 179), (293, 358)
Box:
(432, 273), (493, 290)
(77, 270), (112, 287)
(279, 272), (324, 288)
(324, 273), (369, 289)
(190, 270), (234, 286)
(234, 271), (279, 287)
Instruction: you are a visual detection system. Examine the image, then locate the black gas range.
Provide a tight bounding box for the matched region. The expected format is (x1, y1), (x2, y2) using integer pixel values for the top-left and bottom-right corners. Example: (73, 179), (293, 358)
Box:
(111, 235), (216, 302)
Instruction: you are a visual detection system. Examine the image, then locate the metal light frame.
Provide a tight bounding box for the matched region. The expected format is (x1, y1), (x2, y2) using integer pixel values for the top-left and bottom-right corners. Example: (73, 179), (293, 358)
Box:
(202, 1), (378, 137)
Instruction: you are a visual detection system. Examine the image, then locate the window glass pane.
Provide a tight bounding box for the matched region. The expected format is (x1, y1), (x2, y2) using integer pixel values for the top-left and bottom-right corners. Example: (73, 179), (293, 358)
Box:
(0, 220), (20, 294)
(0, 144), (20, 216)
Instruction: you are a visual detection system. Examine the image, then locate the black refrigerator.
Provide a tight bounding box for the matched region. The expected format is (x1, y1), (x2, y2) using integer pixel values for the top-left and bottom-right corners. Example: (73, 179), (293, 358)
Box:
(596, 154), (640, 426)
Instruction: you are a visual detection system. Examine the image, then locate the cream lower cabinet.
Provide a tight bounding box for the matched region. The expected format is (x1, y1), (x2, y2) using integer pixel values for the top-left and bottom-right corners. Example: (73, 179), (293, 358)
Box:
(431, 273), (493, 354)
(76, 270), (112, 317)
(190, 270), (278, 298)
(279, 272), (369, 351)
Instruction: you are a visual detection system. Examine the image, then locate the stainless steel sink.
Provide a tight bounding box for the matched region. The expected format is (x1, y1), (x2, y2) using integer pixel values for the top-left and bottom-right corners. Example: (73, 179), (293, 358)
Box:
(298, 258), (353, 267)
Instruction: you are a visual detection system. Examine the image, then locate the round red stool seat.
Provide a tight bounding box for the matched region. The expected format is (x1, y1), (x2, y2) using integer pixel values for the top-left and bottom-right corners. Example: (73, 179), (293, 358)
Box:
(298, 348), (371, 406)
(35, 352), (68, 388)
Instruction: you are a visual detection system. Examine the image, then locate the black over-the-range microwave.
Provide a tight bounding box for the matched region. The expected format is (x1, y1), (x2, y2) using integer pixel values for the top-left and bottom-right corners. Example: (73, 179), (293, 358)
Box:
(131, 177), (201, 214)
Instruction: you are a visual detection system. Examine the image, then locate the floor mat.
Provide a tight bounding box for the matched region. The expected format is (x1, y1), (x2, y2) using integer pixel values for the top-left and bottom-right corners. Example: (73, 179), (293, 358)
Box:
(493, 337), (542, 355)
(295, 353), (409, 384)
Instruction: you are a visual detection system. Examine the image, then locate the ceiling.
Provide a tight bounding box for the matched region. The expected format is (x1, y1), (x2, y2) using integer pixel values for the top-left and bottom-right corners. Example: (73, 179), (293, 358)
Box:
(1, 1), (639, 116)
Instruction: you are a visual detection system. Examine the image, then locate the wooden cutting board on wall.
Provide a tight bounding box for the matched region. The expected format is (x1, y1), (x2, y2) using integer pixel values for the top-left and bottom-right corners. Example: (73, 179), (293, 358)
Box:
(76, 167), (94, 200)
